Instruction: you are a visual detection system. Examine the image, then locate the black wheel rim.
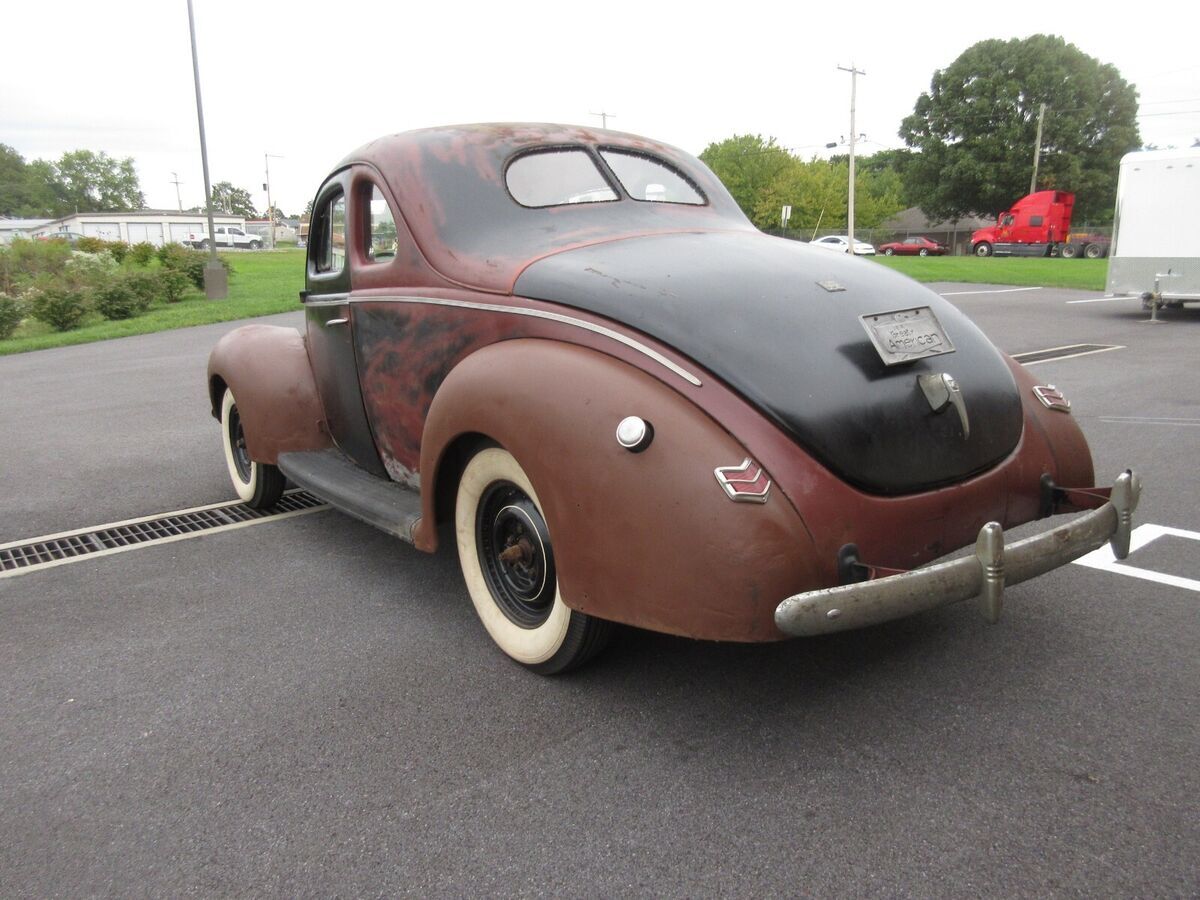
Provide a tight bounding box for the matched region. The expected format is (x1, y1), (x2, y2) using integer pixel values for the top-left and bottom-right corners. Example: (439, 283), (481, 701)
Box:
(476, 480), (556, 628)
(227, 404), (252, 483)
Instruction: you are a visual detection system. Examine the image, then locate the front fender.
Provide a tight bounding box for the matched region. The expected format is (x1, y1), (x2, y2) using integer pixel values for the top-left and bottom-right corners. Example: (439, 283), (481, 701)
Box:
(207, 325), (332, 463)
(417, 339), (819, 642)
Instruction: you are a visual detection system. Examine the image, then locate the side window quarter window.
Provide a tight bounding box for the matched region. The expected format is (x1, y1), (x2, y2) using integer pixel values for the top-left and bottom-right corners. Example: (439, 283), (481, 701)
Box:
(365, 185), (398, 263)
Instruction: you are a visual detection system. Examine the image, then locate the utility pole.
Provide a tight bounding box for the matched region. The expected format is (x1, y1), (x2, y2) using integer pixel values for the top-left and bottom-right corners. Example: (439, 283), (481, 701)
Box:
(837, 64), (866, 254)
(264, 153), (283, 250)
(186, 0), (226, 298)
(1030, 102), (1047, 194)
(170, 172), (183, 212)
(589, 110), (616, 129)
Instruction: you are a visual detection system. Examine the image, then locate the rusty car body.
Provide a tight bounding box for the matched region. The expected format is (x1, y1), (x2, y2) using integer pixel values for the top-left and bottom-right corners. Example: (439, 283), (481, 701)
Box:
(207, 123), (1138, 674)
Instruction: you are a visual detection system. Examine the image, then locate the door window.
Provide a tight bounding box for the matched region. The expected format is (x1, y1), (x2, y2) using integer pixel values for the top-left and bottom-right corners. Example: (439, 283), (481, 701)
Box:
(314, 193), (347, 273)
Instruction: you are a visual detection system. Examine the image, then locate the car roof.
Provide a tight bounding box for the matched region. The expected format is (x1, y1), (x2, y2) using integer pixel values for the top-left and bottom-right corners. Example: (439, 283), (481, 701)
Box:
(333, 123), (753, 292)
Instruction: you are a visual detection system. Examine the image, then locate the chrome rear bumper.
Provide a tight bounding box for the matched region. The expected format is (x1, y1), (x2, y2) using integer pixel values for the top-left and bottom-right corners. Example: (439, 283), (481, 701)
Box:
(775, 471), (1140, 637)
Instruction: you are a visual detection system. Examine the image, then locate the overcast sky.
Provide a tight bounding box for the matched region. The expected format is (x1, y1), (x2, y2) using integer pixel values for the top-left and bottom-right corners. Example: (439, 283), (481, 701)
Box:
(3, 0), (1198, 216)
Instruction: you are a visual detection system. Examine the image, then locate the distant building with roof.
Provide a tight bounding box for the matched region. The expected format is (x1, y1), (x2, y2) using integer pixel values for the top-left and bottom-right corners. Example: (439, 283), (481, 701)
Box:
(27, 209), (245, 245)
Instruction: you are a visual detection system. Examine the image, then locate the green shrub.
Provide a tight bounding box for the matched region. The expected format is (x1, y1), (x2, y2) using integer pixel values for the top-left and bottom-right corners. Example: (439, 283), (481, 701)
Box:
(129, 242), (156, 266)
(160, 244), (231, 289)
(123, 270), (161, 308)
(63, 250), (119, 291)
(76, 236), (105, 253)
(0, 239), (73, 294)
(105, 241), (130, 264)
(0, 293), (25, 340)
(93, 280), (144, 320)
(158, 267), (191, 303)
(30, 286), (89, 331)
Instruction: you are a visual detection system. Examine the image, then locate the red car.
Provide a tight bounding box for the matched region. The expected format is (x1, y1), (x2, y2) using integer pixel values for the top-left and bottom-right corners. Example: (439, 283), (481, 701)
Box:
(206, 123), (1138, 674)
(879, 236), (947, 257)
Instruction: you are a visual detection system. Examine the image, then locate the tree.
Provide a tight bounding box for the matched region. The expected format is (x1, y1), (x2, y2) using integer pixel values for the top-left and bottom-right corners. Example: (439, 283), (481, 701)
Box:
(0, 145), (65, 217)
(699, 135), (906, 233)
(209, 181), (258, 218)
(899, 35), (1140, 222)
(699, 135), (794, 224)
(55, 150), (145, 212)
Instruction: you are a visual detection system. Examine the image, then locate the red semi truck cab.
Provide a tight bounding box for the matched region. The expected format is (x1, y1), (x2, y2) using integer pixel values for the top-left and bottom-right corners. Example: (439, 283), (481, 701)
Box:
(971, 191), (1074, 257)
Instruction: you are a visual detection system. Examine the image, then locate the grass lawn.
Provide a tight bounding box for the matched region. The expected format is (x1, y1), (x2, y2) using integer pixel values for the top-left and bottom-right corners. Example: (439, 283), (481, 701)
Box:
(2, 247), (1110, 356)
(0, 249), (305, 356)
(873, 255), (1107, 291)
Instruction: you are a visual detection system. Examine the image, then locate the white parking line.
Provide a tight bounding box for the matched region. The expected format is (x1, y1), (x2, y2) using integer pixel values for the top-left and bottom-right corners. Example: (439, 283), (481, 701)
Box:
(1099, 416), (1200, 428)
(939, 287), (1044, 296)
(1066, 296), (1121, 304)
(1073, 524), (1200, 592)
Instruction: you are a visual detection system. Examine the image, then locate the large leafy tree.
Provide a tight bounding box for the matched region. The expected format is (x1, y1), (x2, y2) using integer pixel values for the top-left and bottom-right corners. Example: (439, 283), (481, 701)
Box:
(899, 35), (1140, 222)
(55, 150), (145, 211)
(0, 145), (65, 217)
(209, 181), (258, 218)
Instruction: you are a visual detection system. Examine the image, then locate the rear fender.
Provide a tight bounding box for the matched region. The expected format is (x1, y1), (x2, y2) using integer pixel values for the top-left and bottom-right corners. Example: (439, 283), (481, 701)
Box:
(416, 339), (819, 642)
(207, 325), (332, 463)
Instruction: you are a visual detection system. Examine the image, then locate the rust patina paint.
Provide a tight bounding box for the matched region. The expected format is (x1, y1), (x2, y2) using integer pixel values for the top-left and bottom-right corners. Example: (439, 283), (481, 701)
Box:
(419, 339), (820, 642)
(207, 325), (332, 462)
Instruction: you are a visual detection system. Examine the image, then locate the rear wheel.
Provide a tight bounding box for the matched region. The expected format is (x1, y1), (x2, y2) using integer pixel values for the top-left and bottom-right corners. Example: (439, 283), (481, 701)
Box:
(919, 248), (929, 257)
(884, 248), (894, 256)
(974, 242), (992, 257)
(455, 447), (612, 674)
(220, 389), (285, 509)
(1060, 243), (1079, 259)
(1084, 243), (1104, 259)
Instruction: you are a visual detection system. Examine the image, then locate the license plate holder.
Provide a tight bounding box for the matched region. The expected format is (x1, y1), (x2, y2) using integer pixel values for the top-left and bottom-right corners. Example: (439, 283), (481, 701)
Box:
(859, 306), (955, 366)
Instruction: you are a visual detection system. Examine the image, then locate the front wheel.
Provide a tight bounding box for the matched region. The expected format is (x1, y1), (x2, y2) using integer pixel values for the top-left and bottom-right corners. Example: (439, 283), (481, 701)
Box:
(220, 389), (285, 508)
(974, 242), (992, 257)
(455, 447), (612, 674)
(248, 240), (262, 250)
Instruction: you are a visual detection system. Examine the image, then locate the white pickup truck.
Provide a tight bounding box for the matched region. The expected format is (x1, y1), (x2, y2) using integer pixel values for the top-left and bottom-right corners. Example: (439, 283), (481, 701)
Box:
(182, 225), (262, 250)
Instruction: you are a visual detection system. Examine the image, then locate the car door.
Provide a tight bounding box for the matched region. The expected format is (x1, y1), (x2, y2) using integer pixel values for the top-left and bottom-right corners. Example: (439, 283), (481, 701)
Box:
(302, 174), (387, 477)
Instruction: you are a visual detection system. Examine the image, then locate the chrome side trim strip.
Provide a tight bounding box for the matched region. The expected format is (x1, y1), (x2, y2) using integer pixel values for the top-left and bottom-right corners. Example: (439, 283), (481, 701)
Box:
(305, 294), (702, 386)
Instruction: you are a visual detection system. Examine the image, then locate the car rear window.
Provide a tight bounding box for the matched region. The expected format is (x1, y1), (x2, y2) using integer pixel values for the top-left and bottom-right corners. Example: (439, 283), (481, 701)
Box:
(599, 150), (705, 205)
(506, 150), (617, 208)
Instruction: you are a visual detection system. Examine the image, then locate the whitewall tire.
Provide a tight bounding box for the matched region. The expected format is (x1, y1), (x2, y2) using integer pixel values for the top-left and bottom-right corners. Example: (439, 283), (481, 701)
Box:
(455, 447), (611, 674)
(220, 389), (285, 509)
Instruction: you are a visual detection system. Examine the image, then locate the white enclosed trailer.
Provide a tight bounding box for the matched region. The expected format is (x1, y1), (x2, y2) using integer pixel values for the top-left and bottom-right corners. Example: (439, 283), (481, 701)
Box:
(1107, 148), (1200, 307)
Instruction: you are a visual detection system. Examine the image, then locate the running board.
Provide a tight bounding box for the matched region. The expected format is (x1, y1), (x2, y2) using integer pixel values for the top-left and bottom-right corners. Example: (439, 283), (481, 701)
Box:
(277, 449), (422, 543)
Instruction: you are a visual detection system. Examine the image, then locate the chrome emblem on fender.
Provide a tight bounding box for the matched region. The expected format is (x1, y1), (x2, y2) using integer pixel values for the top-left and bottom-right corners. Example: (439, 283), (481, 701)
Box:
(714, 458), (772, 504)
(1032, 384), (1071, 412)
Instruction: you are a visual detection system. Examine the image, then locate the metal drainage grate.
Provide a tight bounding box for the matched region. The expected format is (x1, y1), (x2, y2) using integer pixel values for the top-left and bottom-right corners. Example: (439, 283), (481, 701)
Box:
(0, 490), (327, 577)
(1011, 343), (1123, 365)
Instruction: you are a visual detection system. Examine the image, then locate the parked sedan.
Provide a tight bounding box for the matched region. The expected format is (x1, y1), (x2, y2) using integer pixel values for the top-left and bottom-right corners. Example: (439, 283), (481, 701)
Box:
(878, 236), (947, 257)
(809, 234), (876, 255)
(206, 123), (1138, 674)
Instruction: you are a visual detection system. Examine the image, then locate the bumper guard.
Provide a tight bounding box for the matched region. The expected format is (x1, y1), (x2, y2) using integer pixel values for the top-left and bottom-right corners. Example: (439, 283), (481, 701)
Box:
(775, 471), (1140, 637)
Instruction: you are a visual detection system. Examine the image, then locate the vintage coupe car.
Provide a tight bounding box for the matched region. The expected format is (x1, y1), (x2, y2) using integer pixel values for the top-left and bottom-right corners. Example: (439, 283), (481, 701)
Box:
(207, 123), (1139, 674)
(878, 236), (947, 257)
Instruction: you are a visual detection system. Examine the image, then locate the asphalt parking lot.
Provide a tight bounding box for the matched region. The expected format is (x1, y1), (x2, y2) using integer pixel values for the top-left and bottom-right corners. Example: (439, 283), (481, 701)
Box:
(1, 283), (1197, 896)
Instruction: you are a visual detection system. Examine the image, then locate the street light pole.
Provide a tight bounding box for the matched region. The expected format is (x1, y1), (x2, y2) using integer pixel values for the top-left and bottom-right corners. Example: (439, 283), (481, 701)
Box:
(186, 0), (226, 298)
(264, 153), (283, 250)
(170, 172), (183, 212)
(838, 64), (866, 254)
(589, 110), (616, 129)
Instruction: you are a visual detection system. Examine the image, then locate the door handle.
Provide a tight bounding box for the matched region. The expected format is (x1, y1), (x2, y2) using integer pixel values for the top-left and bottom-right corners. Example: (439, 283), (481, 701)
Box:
(325, 317), (349, 326)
